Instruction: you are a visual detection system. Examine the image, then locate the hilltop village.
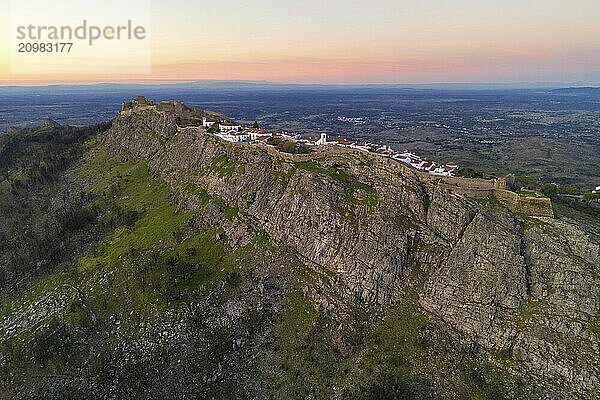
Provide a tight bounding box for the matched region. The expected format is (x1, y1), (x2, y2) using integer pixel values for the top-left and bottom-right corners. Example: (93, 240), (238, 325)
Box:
(203, 116), (460, 177)
(122, 96), (459, 177)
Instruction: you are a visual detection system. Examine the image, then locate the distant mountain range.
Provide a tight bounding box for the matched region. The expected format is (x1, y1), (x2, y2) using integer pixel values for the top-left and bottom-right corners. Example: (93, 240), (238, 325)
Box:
(1, 80), (599, 93)
(551, 87), (600, 94)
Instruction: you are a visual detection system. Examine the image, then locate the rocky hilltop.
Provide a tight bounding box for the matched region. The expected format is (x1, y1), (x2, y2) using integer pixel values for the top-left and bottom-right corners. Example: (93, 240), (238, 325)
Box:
(0, 100), (598, 399)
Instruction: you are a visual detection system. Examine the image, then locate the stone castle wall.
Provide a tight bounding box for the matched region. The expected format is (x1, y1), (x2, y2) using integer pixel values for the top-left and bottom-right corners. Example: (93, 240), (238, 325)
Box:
(438, 183), (493, 199)
(420, 173), (496, 190)
(493, 189), (554, 218)
(436, 184), (554, 218)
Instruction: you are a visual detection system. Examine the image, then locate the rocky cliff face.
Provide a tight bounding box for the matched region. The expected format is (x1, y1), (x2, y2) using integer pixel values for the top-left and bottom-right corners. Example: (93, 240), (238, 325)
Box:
(1, 105), (598, 399)
(103, 108), (600, 397)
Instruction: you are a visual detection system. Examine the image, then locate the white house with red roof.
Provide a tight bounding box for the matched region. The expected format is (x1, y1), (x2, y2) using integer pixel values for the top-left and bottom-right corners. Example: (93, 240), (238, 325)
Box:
(328, 136), (354, 146)
(375, 146), (394, 157)
(348, 142), (374, 152)
(245, 128), (272, 141)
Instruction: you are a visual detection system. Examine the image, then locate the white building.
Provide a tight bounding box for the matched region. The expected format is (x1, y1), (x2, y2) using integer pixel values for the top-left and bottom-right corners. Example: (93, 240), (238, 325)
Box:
(296, 139), (315, 146)
(219, 122), (242, 132)
(328, 136), (354, 147)
(245, 128), (272, 141)
(593, 186), (600, 194)
(348, 142), (372, 152)
(432, 165), (447, 175)
(230, 132), (250, 142)
(202, 117), (217, 128)
(375, 146), (394, 157)
(315, 133), (328, 145)
(392, 151), (420, 165)
(216, 132), (250, 143)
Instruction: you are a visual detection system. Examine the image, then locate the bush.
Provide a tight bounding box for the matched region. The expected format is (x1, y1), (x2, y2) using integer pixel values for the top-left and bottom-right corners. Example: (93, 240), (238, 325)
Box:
(277, 140), (297, 154)
(267, 137), (313, 154)
(542, 183), (559, 196)
(562, 185), (582, 195)
(207, 123), (220, 134)
(583, 192), (600, 201)
(457, 167), (484, 178)
(514, 175), (540, 191)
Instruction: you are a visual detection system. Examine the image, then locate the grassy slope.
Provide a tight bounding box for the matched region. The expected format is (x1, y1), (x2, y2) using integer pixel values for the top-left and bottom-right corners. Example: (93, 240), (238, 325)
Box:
(0, 139), (273, 395)
(268, 267), (520, 400)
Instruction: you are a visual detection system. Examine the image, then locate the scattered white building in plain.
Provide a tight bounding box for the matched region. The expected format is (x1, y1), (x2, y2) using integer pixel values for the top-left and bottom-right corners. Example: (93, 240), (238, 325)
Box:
(338, 116), (366, 124)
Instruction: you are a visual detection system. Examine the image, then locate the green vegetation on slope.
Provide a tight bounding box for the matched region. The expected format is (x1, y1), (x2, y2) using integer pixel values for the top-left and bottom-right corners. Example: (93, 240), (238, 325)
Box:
(268, 287), (339, 399)
(208, 154), (246, 179)
(0, 122), (112, 291)
(0, 142), (272, 394)
(265, 266), (520, 400)
(296, 160), (378, 207)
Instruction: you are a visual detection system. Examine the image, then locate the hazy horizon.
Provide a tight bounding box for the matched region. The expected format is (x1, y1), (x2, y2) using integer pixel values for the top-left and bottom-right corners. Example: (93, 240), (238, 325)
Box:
(1, 79), (599, 90)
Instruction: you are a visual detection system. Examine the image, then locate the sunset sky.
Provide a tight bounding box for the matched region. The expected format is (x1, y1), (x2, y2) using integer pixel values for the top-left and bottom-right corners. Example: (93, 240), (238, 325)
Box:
(1, 0), (600, 85)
